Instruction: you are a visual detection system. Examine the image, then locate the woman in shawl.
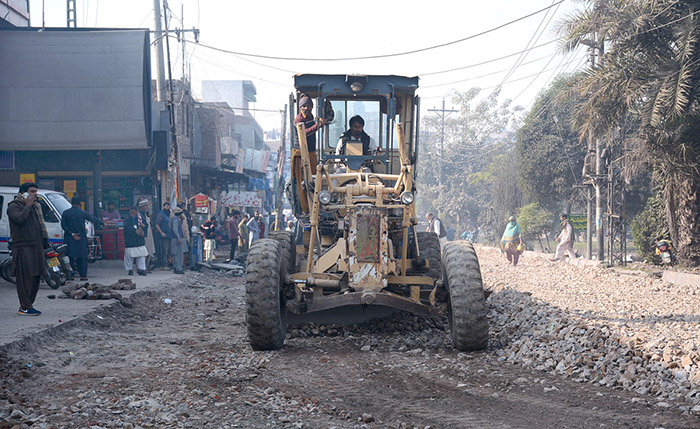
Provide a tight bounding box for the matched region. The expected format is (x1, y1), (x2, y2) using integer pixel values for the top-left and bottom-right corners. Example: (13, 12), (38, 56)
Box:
(500, 216), (524, 266)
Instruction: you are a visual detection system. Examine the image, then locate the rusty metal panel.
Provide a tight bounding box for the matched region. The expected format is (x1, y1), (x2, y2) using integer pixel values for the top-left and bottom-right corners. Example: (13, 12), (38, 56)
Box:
(356, 212), (380, 262)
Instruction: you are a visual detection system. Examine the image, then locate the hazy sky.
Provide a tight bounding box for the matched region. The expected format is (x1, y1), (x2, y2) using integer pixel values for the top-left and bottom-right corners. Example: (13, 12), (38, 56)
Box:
(29, 0), (587, 131)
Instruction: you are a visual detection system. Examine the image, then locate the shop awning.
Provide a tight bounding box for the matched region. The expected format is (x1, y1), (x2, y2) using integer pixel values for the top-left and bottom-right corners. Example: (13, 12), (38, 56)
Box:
(0, 28), (152, 150)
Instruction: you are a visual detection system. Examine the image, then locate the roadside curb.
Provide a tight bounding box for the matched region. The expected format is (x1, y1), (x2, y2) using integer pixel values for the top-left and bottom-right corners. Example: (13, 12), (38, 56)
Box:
(662, 270), (700, 288)
(0, 270), (186, 350)
(0, 287), (144, 355)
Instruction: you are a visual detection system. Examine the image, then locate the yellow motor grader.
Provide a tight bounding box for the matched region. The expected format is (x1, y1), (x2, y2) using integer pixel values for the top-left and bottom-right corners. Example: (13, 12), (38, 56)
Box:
(245, 74), (487, 351)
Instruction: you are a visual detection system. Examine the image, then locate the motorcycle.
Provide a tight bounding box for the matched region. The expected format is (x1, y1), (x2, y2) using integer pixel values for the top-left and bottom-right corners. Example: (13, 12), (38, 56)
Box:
(0, 241), (70, 289)
(655, 237), (676, 266)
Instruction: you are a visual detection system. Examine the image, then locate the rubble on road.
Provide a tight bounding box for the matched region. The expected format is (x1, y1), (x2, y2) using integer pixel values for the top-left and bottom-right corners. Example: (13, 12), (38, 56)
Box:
(195, 261), (245, 276)
(59, 279), (136, 307)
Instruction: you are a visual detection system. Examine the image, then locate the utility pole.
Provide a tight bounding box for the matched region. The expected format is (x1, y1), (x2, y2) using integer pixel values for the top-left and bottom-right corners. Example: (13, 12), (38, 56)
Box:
(581, 32), (606, 261)
(153, 0), (167, 102)
(66, 0), (76, 27)
(162, 0), (181, 202)
(428, 99), (457, 186)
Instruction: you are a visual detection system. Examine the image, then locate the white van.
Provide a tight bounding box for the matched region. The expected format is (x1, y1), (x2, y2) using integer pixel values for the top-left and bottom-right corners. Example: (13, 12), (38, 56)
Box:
(0, 186), (72, 257)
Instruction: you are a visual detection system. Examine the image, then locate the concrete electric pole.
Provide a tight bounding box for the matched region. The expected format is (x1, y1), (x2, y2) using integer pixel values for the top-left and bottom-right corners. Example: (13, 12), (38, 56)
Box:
(153, 0), (167, 102)
(582, 32), (605, 261)
(66, 0), (76, 27)
(428, 99), (458, 187)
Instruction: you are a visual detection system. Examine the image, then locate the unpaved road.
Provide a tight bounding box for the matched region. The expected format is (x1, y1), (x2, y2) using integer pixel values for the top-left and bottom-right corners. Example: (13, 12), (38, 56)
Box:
(1, 246), (699, 428)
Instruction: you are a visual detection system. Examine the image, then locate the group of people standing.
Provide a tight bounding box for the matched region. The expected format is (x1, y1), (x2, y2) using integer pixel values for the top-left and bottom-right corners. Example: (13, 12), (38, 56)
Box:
(227, 211), (266, 263)
(151, 201), (192, 274)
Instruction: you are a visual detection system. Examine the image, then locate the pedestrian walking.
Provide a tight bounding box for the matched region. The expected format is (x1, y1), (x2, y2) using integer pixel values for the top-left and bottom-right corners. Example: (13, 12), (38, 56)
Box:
(500, 216), (524, 266)
(425, 212), (447, 250)
(123, 206), (148, 276)
(155, 202), (173, 269)
(178, 202), (191, 267)
(61, 195), (102, 281)
(551, 213), (576, 261)
(7, 182), (49, 316)
(137, 198), (155, 272)
(227, 211), (240, 263)
(238, 213), (250, 254)
(200, 216), (216, 262)
(170, 208), (187, 274)
(247, 214), (260, 245)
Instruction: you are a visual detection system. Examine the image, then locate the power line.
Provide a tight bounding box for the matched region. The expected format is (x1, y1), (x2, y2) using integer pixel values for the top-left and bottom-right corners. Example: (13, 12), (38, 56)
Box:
(422, 56), (581, 90)
(177, 1), (565, 62)
(190, 50), (290, 87)
(420, 39), (558, 77)
(490, 0), (562, 98)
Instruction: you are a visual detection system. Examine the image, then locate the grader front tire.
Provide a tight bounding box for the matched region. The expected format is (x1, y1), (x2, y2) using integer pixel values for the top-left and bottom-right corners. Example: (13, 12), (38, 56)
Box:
(245, 239), (287, 350)
(443, 241), (488, 351)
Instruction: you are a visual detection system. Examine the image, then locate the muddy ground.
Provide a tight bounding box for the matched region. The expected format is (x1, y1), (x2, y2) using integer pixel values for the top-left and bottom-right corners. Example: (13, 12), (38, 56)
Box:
(1, 248), (699, 428)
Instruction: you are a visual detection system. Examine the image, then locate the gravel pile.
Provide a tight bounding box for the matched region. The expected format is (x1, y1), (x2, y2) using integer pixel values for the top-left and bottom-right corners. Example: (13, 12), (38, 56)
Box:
(483, 246), (699, 412)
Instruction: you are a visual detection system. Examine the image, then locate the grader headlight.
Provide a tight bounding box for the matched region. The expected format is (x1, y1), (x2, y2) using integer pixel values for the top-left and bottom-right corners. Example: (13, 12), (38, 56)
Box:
(319, 190), (332, 205)
(400, 191), (414, 205)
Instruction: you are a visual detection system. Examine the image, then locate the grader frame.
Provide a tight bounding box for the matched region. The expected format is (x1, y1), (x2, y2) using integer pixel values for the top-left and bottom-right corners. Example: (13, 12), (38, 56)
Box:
(245, 74), (488, 351)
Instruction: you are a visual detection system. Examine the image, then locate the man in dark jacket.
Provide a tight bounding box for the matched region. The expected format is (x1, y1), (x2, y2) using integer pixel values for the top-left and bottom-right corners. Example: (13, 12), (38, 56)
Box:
(61, 196), (102, 281)
(155, 202), (173, 269)
(200, 216), (216, 262)
(7, 182), (49, 316)
(124, 206), (149, 276)
(335, 115), (377, 156)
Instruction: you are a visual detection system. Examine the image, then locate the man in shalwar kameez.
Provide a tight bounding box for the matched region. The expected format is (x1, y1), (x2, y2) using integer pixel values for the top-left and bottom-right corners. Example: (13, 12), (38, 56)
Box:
(7, 183), (49, 316)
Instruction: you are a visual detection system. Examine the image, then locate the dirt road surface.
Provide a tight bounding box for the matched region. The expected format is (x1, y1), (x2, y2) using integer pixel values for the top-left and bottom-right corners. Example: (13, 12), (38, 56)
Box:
(1, 245), (699, 428)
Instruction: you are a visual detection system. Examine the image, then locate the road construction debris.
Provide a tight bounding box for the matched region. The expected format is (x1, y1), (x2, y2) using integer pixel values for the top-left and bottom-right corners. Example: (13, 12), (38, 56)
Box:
(59, 279), (136, 307)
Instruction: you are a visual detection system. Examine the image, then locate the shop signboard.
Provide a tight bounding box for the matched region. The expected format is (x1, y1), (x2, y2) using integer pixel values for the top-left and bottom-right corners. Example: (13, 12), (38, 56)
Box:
(220, 191), (262, 208)
(63, 180), (77, 193)
(569, 214), (587, 231)
(20, 173), (35, 184)
(194, 194), (209, 214)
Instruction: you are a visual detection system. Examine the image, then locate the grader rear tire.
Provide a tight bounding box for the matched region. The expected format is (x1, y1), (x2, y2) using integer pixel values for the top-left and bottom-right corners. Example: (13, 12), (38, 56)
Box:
(443, 241), (488, 351)
(245, 239), (287, 350)
(416, 231), (442, 280)
(268, 230), (295, 275)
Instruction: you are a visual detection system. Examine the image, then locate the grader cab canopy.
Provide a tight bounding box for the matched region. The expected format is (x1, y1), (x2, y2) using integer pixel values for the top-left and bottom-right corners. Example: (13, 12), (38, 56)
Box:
(245, 74), (488, 352)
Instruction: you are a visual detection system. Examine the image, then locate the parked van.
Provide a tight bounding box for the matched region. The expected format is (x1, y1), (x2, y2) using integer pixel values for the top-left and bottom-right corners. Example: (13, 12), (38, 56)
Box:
(0, 186), (72, 257)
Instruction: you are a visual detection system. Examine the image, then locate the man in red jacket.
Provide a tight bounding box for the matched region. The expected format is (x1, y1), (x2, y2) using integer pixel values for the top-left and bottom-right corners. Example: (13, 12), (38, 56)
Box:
(294, 96), (326, 175)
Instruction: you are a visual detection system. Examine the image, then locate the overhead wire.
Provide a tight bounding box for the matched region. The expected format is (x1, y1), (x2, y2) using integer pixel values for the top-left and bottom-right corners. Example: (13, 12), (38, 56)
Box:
(509, 46), (568, 103)
(190, 50), (290, 87)
(420, 39), (559, 77)
(177, 1), (565, 62)
(489, 0), (562, 98)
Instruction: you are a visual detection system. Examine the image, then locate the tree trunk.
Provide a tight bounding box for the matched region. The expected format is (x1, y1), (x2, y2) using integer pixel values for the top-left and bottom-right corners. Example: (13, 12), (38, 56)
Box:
(665, 171), (700, 267)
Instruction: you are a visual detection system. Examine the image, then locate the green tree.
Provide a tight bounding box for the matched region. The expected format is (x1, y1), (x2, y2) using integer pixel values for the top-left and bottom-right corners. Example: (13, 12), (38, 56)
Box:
(516, 202), (555, 251)
(561, 0), (700, 266)
(418, 89), (523, 242)
(630, 193), (667, 264)
(517, 74), (587, 214)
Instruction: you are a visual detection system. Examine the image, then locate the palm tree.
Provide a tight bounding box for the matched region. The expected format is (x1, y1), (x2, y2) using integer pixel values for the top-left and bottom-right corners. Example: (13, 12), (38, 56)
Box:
(560, 0), (700, 266)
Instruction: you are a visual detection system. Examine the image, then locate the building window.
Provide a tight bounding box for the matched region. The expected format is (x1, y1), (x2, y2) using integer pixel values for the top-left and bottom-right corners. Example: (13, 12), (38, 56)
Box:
(0, 151), (15, 170)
